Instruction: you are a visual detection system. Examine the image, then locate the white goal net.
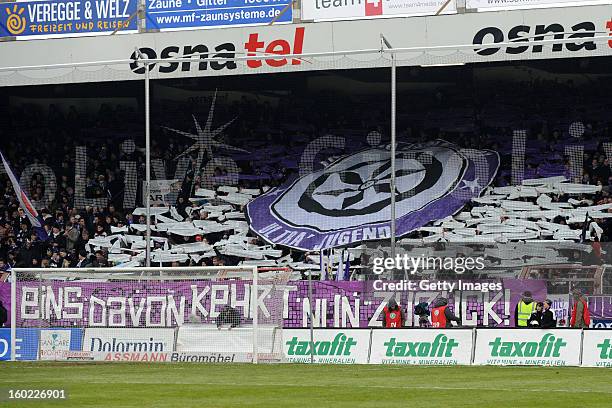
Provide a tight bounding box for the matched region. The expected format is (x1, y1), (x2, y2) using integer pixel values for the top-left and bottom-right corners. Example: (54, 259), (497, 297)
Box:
(9, 266), (291, 363)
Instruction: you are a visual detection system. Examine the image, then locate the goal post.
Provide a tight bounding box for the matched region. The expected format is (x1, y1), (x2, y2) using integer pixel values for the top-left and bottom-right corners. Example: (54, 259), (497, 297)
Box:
(9, 266), (291, 363)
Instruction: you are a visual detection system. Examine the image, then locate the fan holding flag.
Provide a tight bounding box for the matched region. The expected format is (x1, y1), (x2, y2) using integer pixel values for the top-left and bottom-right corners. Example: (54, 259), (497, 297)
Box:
(1, 151), (48, 242)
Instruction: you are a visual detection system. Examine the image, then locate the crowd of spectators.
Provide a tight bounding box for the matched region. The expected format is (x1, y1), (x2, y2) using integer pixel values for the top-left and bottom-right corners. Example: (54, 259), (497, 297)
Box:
(2, 65), (612, 272)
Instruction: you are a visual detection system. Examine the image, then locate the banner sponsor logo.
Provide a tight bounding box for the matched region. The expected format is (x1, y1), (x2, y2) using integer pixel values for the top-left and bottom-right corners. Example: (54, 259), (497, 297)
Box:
(592, 319), (612, 328)
(40, 330), (71, 352)
(370, 329), (473, 365)
(488, 333), (565, 358)
(129, 26), (305, 75)
(384, 334), (458, 358)
(169, 352), (237, 363)
(0, 0), (137, 38)
(286, 332), (357, 356)
(472, 21), (599, 56)
(247, 141), (499, 250)
(0, 328), (82, 361)
(83, 328), (176, 354)
(102, 351), (169, 361)
(474, 329), (581, 366)
(596, 339), (612, 360)
(63, 351), (95, 361)
(146, 0), (292, 31)
(40, 329), (71, 360)
(580, 331), (612, 367)
(0, 330), (9, 360)
(302, 0), (456, 22)
(466, 0), (607, 11)
(283, 329), (369, 363)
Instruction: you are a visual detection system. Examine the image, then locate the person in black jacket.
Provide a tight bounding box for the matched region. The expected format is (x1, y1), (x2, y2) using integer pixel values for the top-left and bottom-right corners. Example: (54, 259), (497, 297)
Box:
(541, 299), (557, 329)
(0, 300), (7, 327)
(216, 305), (241, 329)
(527, 302), (544, 328)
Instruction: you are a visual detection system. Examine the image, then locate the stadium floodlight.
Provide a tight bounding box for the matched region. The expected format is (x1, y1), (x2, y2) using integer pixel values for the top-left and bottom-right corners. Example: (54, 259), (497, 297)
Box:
(9, 266), (291, 363)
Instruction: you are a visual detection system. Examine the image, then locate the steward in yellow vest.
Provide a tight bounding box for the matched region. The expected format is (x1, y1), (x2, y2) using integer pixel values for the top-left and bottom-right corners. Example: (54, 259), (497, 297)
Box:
(515, 291), (537, 327)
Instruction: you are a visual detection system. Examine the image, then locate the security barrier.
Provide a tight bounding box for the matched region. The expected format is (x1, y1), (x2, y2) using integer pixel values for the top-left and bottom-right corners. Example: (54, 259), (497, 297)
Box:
(3, 326), (611, 366)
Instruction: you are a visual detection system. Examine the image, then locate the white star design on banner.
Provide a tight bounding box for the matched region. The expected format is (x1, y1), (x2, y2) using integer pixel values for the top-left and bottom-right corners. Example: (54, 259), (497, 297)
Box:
(163, 90), (248, 176)
(461, 177), (480, 194)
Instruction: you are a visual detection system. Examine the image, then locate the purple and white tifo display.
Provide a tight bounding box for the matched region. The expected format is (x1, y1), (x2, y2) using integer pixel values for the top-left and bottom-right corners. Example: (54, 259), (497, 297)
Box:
(247, 140), (499, 251)
(0, 278), (575, 328)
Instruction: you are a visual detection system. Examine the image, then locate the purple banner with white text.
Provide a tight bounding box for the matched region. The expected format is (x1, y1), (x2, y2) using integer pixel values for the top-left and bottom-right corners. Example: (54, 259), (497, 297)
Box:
(0, 279), (547, 328)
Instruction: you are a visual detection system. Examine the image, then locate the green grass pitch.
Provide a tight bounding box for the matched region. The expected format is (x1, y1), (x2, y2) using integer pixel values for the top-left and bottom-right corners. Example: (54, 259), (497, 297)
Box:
(1, 362), (611, 407)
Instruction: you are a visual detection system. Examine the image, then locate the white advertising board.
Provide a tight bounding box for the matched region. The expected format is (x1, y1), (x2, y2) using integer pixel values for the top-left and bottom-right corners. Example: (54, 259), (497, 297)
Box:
(1, 5), (612, 86)
(581, 330), (612, 367)
(369, 329), (473, 365)
(283, 329), (370, 363)
(473, 329), (582, 366)
(83, 328), (176, 361)
(302, 0), (456, 22)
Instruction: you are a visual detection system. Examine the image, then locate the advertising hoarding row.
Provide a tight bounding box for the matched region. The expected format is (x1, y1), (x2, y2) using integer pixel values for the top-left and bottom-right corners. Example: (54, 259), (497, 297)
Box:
(0, 0), (291, 39)
(2, 327), (610, 366)
(2, 4), (612, 87)
(2, 0), (606, 39)
(301, 0), (612, 22)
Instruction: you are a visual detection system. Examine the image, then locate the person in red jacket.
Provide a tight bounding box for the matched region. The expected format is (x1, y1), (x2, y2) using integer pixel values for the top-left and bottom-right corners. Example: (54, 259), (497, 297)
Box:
(570, 289), (591, 328)
(382, 298), (403, 328)
(431, 297), (462, 328)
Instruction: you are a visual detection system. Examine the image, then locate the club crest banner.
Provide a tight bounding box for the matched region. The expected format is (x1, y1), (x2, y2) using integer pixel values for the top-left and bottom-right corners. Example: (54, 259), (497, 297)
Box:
(247, 140), (499, 250)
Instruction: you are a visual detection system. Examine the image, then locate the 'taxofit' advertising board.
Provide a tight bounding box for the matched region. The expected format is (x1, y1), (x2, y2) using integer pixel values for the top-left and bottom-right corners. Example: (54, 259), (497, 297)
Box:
(283, 329), (370, 363)
(370, 329), (473, 365)
(473, 329), (582, 366)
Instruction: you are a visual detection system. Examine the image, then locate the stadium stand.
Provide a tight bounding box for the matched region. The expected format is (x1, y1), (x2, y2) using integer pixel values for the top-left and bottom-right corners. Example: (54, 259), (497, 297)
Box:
(2, 62), (612, 276)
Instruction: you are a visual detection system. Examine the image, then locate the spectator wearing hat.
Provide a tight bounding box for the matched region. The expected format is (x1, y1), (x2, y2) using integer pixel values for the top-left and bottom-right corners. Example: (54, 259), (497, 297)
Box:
(541, 299), (557, 329)
(515, 291), (537, 328)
